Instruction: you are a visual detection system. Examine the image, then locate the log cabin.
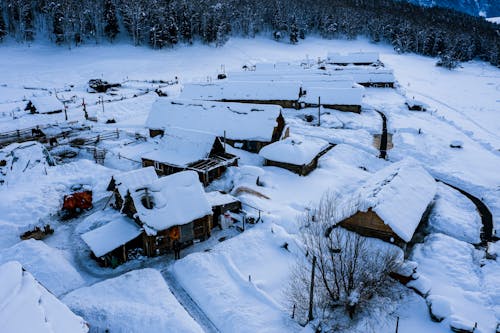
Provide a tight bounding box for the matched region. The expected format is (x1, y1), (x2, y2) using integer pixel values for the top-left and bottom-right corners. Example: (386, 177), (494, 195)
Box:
(24, 95), (64, 114)
(141, 127), (238, 186)
(338, 159), (436, 247)
(298, 84), (364, 113)
(326, 52), (381, 66)
(145, 99), (287, 153)
(206, 191), (242, 227)
(259, 135), (334, 176)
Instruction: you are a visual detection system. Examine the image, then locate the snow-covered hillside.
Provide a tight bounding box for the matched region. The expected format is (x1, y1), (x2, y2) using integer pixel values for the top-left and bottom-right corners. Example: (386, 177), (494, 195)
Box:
(0, 37), (499, 333)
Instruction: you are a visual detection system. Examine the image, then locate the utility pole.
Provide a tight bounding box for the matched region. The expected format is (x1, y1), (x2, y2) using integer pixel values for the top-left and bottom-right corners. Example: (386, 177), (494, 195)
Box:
(308, 255), (317, 322)
(63, 102), (68, 121)
(318, 96), (321, 127)
(82, 98), (88, 120)
(395, 316), (399, 333)
(99, 96), (105, 114)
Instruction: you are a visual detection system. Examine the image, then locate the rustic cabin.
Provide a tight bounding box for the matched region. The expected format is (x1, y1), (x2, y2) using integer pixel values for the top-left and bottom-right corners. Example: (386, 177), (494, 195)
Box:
(299, 85), (364, 113)
(179, 81), (301, 109)
(405, 98), (428, 111)
(81, 216), (143, 267)
(330, 68), (395, 88)
(122, 171), (213, 257)
(327, 52), (380, 66)
(338, 159), (436, 247)
(24, 95), (64, 114)
(141, 127), (238, 186)
(206, 191), (242, 226)
(106, 166), (159, 213)
(259, 136), (334, 176)
(145, 99), (287, 153)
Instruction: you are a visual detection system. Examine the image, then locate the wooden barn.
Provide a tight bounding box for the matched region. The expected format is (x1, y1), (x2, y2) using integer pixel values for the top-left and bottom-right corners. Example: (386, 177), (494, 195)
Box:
(24, 95), (64, 114)
(145, 99), (287, 153)
(338, 159), (436, 247)
(299, 85), (364, 113)
(259, 135), (334, 176)
(327, 52), (380, 66)
(118, 171), (213, 257)
(179, 81), (301, 109)
(81, 216), (143, 267)
(206, 191), (242, 226)
(141, 127), (238, 186)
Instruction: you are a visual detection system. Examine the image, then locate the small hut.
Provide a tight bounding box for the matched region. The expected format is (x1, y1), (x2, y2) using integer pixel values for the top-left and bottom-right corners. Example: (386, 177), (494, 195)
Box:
(24, 95), (64, 114)
(338, 159), (436, 247)
(81, 216), (143, 267)
(299, 85), (364, 113)
(141, 127), (238, 186)
(128, 171), (213, 256)
(206, 191), (242, 226)
(259, 135), (334, 176)
(146, 99), (287, 153)
(327, 52), (380, 66)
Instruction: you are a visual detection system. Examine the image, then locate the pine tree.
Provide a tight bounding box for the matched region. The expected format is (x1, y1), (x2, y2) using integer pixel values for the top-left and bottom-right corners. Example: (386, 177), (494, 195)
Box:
(104, 0), (119, 41)
(0, 7), (6, 41)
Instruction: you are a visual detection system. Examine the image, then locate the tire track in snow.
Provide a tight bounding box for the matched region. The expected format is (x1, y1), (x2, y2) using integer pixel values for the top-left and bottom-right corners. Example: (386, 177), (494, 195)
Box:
(161, 269), (220, 333)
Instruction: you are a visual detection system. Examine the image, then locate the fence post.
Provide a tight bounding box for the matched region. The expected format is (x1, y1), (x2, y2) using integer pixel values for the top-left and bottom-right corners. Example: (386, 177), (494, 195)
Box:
(308, 255), (317, 323)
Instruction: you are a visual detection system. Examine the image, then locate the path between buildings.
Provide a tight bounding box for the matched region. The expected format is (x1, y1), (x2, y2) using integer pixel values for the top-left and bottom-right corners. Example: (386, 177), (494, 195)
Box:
(161, 268), (221, 333)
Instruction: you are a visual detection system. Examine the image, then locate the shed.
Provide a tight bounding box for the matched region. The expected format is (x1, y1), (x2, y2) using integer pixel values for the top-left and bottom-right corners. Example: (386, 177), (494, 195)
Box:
(259, 135), (333, 176)
(145, 99), (287, 153)
(206, 191), (242, 225)
(141, 127), (238, 186)
(327, 52), (380, 66)
(180, 80), (301, 109)
(24, 95), (64, 114)
(339, 159), (437, 246)
(299, 85), (364, 113)
(81, 217), (143, 267)
(0, 261), (89, 333)
(128, 171), (213, 256)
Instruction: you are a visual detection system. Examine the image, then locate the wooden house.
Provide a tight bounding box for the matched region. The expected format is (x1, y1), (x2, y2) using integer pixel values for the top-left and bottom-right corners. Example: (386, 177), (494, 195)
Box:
(299, 85), (364, 113)
(327, 52), (380, 66)
(141, 127), (238, 186)
(259, 135), (334, 176)
(338, 159), (436, 247)
(81, 216), (143, 267)
(119, 171), (213, 257)
(206, 191), (242, 226)
(24, 95), (64, 114)
(145, 99), (287, 153)
(330, 68), (395, 88)
(180, 81), (301, 109)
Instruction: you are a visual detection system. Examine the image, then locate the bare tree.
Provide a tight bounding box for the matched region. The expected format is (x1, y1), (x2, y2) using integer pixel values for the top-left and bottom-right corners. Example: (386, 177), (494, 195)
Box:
(288, 192), (402, 329)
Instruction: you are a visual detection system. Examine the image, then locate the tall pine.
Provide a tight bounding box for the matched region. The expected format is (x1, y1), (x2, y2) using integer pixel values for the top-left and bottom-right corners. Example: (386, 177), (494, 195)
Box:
(104, 0), (119, 41)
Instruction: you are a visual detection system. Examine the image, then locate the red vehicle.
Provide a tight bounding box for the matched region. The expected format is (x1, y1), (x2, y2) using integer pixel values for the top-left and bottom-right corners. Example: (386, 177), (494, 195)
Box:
(61, 189), (93, 219)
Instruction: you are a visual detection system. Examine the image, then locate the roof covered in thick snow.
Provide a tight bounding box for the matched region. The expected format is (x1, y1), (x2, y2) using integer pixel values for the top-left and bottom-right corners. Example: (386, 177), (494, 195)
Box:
(180, 80), (300, 101)
(132, 171), (212, 234)
(328, 68), (395, 83)
(327, 52), (380, 64)
(81, 217), (142, 257)
(300, 85), (364, 105)
(206, 191), (240, 207)
(28, 95), (64, 113)
(146, 99), (283, 142)
(142, 127), (217, 167)
(113, 166), (158, 199)
(0, 261), (88, 333)
(259, 135), (331, 166)
(355, 159), (437, 242)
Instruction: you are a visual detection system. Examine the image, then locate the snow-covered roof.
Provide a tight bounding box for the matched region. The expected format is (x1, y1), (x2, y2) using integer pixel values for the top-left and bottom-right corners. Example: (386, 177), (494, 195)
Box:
(113, 166), (158, 199)
(259, 135), (331, 165)
(146, 99), (283, 142)
(142, 127), (217, 167)
(81, 217), (142, 257)
(300, 86), (364, 105)
(180, 80), (300, 101)
(206, 191), (240, 207)
(356, 159), (437, 242)
(329, 68), (395, 83)
(27, 95), (64, 114)
(133, 171), (212, 234)
(327, 52), (380, 64)
(0, 261), (88, 333)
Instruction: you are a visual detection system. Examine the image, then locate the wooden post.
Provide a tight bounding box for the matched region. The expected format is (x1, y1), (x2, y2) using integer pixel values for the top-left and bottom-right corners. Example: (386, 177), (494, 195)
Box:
(64, 102), (68, 121)
(308, 255), (317, 322)
(318, 96), (321, 127)
(82, 98), (88, 120)
(223, 130), (226, 152)
(291, 304), (296, 319)
(395, 316), (399, 333)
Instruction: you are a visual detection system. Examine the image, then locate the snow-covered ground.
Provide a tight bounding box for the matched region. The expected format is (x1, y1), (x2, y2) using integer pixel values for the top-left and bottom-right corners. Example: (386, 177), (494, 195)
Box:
(0, 37), (499, 332)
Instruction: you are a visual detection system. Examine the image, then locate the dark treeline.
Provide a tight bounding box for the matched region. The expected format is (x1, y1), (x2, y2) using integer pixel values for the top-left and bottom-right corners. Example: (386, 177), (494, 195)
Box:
(0, 0), (499, 66)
